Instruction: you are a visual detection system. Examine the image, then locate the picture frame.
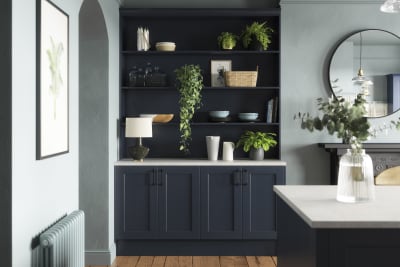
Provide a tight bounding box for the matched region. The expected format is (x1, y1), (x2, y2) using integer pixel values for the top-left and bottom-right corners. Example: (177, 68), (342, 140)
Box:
(36, 0), (69, 159)
(211, 60), (232, 87)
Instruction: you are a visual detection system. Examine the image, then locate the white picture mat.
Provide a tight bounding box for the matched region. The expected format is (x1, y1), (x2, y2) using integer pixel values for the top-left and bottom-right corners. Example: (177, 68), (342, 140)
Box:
(39, 0), (69, 158)
(211, 60), (232, 87)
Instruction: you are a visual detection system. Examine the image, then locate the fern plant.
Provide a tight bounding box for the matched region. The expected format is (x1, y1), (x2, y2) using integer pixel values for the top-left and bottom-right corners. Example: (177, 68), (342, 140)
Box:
(175, 64), (204, 154)
(241, 21), (273, 50)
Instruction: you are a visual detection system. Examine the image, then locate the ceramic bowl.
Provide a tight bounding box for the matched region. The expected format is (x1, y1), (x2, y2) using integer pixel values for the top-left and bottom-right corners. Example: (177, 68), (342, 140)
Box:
(153, 114), (174, 123)
(238, 112), (258, 121)
(155, 42), (176, 51)
(209, 110), (230, 119)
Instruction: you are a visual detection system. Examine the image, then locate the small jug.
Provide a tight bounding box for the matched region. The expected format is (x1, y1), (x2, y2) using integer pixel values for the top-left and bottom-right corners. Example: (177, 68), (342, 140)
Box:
(223, 142), (235, 161)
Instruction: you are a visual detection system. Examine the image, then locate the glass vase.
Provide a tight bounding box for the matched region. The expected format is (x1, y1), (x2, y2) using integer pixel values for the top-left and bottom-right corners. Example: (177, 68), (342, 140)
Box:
(336, 149), (375, 203)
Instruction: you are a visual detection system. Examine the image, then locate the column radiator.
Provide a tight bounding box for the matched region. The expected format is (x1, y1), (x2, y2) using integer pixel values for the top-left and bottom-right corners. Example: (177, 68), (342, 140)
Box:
(40, 210), (85, 267)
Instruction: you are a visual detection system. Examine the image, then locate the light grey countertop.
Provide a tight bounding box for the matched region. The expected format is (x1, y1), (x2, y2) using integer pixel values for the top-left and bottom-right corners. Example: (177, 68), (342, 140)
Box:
(115, 158), (286, 166)
(274, 185), (400, 229)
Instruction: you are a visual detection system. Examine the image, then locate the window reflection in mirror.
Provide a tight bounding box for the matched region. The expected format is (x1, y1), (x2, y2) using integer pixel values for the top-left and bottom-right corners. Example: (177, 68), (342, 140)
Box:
(329, 29), (400, 118)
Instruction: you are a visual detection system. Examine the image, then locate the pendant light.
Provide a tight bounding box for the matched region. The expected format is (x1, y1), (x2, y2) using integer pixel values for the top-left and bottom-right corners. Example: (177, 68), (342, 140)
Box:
(381, 0), (400, 13)
(352, 32), (373, 86)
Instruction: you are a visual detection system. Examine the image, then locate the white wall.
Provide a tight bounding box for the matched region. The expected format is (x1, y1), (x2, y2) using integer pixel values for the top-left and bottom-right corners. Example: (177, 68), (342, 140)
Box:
(281, 0), (400, 185)
(12, 0), (82, 266)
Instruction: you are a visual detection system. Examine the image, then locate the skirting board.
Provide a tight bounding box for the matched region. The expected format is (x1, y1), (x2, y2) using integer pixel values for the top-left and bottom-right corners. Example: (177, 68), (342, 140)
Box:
(85, 243), (116, 266)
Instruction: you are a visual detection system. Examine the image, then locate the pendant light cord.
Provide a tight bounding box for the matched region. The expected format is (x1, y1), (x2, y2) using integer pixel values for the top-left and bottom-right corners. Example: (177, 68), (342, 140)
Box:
(359, 32), (362, 71)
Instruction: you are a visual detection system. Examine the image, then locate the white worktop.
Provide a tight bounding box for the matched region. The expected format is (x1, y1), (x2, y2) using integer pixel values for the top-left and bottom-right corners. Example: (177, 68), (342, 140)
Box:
(274, 185), (400, 229)
(115, 158), (286, 166)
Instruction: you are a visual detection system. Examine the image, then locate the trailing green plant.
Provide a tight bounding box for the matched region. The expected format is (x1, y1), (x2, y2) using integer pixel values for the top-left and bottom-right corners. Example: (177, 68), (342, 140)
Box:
(217, 32), (238, 50)
(236, 131), (277, 152)
(294, 93), (400, 154)
(175, 64), (204, 154)
(241, 21), (273, 50)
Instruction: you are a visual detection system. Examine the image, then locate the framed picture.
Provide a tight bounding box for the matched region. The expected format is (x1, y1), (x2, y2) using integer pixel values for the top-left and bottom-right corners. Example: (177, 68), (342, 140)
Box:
(211, 60), (232, 87)
(36, 0), (69, 159)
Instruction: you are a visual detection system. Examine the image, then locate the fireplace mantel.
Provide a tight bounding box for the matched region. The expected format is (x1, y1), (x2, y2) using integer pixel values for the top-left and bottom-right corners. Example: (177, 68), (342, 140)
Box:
(318, 143), (400, 184)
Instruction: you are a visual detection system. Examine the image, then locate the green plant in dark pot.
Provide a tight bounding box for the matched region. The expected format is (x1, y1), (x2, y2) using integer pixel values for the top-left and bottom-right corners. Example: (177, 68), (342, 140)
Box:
(175, 64), (204, 154)
(236, 131), (277, 160)
(241, 21), (273, 51)
(217, 32), (238, 50)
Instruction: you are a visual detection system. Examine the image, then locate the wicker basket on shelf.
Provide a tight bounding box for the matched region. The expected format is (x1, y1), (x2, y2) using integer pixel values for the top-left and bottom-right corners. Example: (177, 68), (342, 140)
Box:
(224, 66), (258, 87)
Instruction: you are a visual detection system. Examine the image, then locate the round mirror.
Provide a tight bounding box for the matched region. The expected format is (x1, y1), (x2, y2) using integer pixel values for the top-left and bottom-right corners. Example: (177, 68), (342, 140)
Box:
(329, 29), (400, 117)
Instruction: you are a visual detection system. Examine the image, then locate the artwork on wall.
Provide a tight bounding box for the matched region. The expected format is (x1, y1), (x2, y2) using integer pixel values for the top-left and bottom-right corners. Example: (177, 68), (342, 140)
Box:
(211, 60), (232, 87)
(36, 0), (69, 159)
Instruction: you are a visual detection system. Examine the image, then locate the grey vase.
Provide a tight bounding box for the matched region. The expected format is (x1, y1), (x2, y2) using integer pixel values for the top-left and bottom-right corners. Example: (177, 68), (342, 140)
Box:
(249, 148), (264, 160)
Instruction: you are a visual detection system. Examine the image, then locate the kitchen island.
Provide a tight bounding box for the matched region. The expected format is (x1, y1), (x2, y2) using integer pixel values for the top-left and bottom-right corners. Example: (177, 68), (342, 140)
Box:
(274, 185), (400, 267)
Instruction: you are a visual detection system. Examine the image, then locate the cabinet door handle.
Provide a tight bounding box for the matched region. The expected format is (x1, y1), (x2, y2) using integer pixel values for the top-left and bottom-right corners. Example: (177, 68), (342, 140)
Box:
(233, 170), (241, 185)
(157, 169), (163, 185)
(242, 169), (248, 185)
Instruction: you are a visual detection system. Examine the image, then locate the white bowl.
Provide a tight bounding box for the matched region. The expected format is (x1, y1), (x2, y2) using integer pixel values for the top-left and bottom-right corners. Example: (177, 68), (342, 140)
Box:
(238, 112), (258, 120)
(209, 110), (230, 118)
(155, 42), (176, 51)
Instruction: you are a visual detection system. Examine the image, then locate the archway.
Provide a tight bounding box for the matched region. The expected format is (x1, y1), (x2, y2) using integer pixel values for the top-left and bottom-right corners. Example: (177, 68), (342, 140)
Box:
(79, 0), (110, 263)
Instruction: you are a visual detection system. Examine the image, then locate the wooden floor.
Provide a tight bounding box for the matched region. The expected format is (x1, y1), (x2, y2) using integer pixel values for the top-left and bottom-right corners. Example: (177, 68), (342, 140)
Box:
(88, 256), (277, 267)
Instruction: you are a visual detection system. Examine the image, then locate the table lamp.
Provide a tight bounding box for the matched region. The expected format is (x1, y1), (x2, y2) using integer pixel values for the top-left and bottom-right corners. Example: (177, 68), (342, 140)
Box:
(125, 117), (153, 161)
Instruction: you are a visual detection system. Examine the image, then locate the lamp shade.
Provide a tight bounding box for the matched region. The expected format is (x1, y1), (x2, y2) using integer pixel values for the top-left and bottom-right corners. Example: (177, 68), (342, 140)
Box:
(125, 117), (152, 138)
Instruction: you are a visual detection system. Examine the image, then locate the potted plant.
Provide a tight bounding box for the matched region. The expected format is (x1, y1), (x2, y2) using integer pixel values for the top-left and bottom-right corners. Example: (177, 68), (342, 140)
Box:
(295, 93), (400, 202)
(217, 32), (238, 50)
(175, 64), (204, 154)
(241, 21), (273, 51)
(236, 131), (277, 160)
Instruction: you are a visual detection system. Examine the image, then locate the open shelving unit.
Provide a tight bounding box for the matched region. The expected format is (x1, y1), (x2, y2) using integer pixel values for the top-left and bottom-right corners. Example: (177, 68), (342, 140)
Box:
(119, 8), (281, 159)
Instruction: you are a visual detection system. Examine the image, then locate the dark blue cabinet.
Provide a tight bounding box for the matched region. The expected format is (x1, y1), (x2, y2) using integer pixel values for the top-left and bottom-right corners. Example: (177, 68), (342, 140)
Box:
(387, 74), (400, 114)
(115, 166), (200, 240)
(201, 166), (285, 240)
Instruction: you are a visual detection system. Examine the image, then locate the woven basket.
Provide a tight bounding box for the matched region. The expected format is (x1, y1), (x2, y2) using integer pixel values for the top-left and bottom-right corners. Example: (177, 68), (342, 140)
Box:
(224, 71), (258, 87)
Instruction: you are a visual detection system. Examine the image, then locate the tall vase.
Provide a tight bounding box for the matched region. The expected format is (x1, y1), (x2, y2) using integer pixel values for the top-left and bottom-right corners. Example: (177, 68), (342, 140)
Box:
(336, 149), (375, 203)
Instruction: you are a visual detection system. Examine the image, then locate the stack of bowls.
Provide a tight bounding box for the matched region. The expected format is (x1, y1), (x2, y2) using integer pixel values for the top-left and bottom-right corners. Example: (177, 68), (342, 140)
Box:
(238, 112), (258, 121)
(209, 110), (230, 122)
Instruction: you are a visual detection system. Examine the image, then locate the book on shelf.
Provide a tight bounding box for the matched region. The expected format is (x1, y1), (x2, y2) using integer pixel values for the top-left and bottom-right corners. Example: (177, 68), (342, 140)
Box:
(266, 96), (279, 123)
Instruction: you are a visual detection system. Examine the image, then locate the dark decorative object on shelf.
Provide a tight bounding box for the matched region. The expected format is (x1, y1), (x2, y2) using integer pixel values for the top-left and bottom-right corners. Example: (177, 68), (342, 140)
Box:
(128, 144), (149, 161)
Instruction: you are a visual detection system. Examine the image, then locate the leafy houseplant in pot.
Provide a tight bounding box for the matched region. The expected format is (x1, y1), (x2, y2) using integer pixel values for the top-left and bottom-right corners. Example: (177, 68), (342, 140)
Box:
(241, 21), (273, 51)
(236, 131), (277, 160)
(217, 32), (238, 50)
(175, 64), (204, 154)
(295, 93), (400, 203)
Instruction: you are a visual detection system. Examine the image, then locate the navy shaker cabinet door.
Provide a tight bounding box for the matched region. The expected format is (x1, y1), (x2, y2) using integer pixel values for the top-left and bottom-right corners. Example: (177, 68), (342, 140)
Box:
(243, 166), (285, 239)
(158, 167), (201, 239)
(115, 166), (200, 240)
(200, 167), (243, 239)
(115, 166), (158, 239)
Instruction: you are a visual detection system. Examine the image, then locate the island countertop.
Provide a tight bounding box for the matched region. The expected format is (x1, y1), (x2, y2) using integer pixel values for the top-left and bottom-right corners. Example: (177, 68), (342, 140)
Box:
(274, 185), (400, 229)
(115, 158), (286, 166)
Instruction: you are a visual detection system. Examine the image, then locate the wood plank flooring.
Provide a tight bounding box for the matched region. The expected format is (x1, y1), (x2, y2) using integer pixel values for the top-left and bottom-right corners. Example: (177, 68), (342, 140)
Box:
(87, 256), (277, 267)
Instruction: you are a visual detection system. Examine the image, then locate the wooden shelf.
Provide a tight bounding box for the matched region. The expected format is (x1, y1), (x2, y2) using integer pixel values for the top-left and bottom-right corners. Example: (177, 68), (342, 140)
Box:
(121, 50), (280, 55)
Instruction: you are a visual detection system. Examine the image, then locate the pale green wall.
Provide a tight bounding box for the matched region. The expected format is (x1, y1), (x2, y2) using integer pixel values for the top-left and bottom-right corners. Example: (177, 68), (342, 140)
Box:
(281, 0), (400, 185)
(12, 0), (82, 266)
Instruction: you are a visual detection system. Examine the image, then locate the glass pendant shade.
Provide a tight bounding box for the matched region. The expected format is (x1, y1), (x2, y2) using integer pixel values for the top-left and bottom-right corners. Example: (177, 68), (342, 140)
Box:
(352, 32), (373, 86)
(381, 0), (400, 13)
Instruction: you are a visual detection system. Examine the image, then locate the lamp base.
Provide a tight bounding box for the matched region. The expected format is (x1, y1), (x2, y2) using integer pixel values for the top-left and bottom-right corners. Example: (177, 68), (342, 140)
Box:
(128, 145), (150, 161)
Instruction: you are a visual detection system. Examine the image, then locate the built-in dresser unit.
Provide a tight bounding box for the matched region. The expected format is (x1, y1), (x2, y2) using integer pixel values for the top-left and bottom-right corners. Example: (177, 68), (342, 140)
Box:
(115, 8), (285, 255)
